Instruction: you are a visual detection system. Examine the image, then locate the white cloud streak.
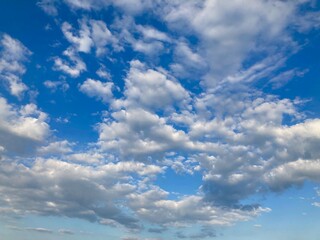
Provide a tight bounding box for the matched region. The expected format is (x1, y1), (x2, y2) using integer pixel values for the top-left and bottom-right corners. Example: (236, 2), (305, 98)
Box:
(0, 34), (32, 98)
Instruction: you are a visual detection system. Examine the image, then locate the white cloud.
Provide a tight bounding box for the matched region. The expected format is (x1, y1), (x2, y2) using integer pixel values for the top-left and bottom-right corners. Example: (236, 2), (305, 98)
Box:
(128, 190), (270, 227)
(162, 0), (302, 87)
(58, 229), (74, 235)
(111, 17), (171, 57)
(62, 0), (96, 10)
(312, 202), (320, 207)
(66, 152), (104, 164)
(96, 64), (111, 80)
(44, 79), (69, 92)
(62, 0), (154, 14)
(115, 60), (190, 111)
(58, 0), (313, 86)
(132, 40), (164, 56)
(26, 227), (53, 234)
(0, 97), (50, 155)
(265, 159), (320, 191)
(253, 224), (262, 228)
(90, 19), (121, 55)
(0, 157), (163, 229)
(268, 69), (308, 89)
(98, 108), (192, 159)
(99, 80), (320, 207)
(96, 53), (320, 209)
(189, 92), (319, 205)
(53, 48), (86, 77)
(38, 140), (74, 155)
(221, 54), (287, 85)
(293, 10), (320, 32)
(110, 0), (154, 14)
(3, 0), (320, 236)
(61, 21), (93, 53)
(37, 0), (59, 16)
(79, 78), (114, 103)
(193, 95), (320, 204)
(0, 34), (32, 98)
(170, 40), (207, 78)
(136, 25), (171, 43)
(61, 19), (120, 56)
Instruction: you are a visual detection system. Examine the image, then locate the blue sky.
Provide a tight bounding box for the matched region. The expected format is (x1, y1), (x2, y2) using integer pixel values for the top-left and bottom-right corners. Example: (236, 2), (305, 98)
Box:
(1, 0), (320, 239)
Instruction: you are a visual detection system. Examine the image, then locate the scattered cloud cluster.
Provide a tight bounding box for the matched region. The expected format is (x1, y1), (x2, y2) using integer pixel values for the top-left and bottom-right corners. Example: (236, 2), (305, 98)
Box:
(61, 19), (120, 56)
(53, 48), (86, 77)
(0, 97), (50, 155)
(0, 34), (32, 98)
(79, 78), (114, 103)
(1, 0), (320, 239)
(44, 79), (69, 92)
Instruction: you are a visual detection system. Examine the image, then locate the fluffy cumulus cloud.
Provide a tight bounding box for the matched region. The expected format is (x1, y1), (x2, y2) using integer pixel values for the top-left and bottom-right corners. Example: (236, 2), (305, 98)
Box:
(0, 97), (50, 155)
(188, 94), (320, 206)
(99, 66), (320, 208)
(38, 140), (74, 155)
(96, 64), (111, 80)
(170, 40), (207, 79)
(126, 24), (171, 56)
(61, 18), (120, 56)
(0, 34), (32, 98)
(116, 60), (190, 110)
(265, 159), (320, 191)
(79, 78), (114, 103)
(53, 17), (121, 77)
(3, 0), (320, 239)
(53, 48), (86, 77)
(98, 107), (192, 159)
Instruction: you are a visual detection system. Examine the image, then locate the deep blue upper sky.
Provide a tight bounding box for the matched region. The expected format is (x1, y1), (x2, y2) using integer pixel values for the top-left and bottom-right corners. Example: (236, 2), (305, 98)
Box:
(1, 1), (320, 240)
